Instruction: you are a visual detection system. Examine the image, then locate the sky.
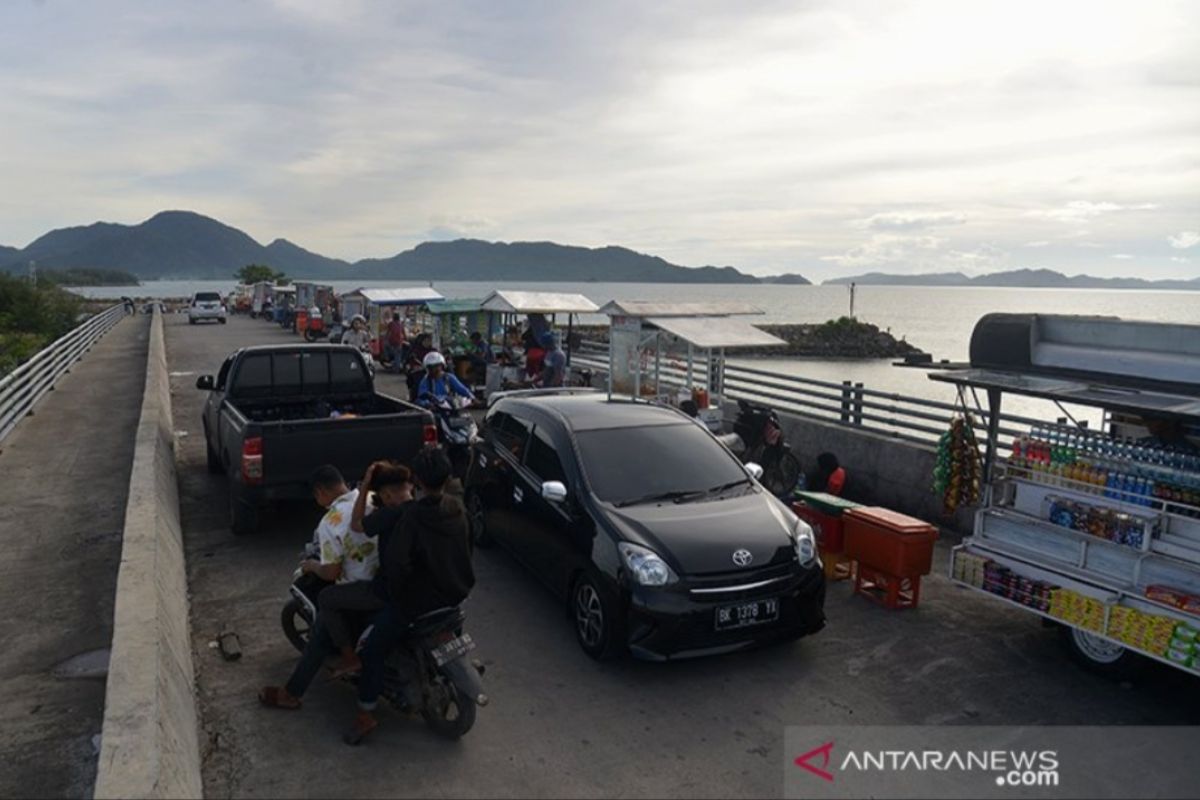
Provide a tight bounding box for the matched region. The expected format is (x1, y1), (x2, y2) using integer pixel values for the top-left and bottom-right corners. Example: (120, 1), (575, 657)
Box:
(1, 0), (1198, 282)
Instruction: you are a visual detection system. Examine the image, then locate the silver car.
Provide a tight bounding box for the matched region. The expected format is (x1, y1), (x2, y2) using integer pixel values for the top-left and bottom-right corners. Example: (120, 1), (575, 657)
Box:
(188, 291), (227, 324)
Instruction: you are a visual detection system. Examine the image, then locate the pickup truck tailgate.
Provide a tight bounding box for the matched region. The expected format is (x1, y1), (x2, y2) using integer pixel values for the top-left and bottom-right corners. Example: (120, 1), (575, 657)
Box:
(258, 414), (430, 494)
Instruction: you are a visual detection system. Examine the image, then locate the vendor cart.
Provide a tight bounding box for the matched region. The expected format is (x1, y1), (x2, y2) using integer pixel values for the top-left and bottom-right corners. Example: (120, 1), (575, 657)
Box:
(931, 313), (1200, 678)
(479, 290), (600, 396)
(599, 301), (784, 431)
(292, 282), (336, 339)
(424, 298), (490, 385)
(339, 287), (445, 358)
(249, 281), (275, 318)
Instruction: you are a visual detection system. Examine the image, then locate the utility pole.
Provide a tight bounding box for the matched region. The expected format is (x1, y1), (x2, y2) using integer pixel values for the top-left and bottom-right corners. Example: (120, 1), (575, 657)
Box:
(28, 260), (37, 284)
(849, 281), (856, 319)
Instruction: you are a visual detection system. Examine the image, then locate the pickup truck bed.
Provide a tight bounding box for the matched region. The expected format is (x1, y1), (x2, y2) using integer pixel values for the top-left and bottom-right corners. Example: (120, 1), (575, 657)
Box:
(198, 345), (435, 533)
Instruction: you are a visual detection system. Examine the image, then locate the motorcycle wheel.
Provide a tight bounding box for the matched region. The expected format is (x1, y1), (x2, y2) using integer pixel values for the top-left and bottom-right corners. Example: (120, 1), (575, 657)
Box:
(764, 451), (801, 497)
(304, 329), (319, 342)
(420, 673), (477, 739)
(281, 598), (311, 653)
(467, 492), (493, 548)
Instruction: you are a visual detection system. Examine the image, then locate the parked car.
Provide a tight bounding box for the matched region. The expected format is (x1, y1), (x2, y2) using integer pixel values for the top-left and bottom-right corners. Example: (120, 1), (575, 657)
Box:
(197, 345), (436, 533)
(188, 291), (227, 324)
(464, 390), (826, 660)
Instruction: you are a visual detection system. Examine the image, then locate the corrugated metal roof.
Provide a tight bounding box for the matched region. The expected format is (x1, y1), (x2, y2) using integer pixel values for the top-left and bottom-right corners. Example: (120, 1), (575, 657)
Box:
(352, 287), (446, 305)
(600, 300), (764, 317)
(646, 316), (785, 349)
(480, 290), (599, 314)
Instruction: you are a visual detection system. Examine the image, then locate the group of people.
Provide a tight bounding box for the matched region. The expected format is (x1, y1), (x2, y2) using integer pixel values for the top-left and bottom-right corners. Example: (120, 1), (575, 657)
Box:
(259, 448), (476, 745)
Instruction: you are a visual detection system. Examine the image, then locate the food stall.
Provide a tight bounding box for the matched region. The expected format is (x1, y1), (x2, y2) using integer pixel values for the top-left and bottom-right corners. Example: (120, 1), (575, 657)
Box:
(479, 290), (600, 396)
(599, 301), (784, 431)
(271, 285), (296, 327)
(423, 298), (490, 384)
(338, 287), (445, 356)
(292, 281), (335, 336)
(931, 313), (1200, 676)
(250, 281), (275, 317)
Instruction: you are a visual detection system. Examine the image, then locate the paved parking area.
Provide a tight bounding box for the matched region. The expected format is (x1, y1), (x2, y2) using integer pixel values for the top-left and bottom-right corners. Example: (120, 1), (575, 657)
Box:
(169, 315), (1200, 799)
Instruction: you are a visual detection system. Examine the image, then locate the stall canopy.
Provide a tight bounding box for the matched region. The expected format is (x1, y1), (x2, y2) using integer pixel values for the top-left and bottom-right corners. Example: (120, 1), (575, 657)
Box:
(480, 290), (599, 315)
(645, 316), (785, 349)
(356, 287), (445, 306)
(599, 300), (765, 318)
(426, 298), (484, 315)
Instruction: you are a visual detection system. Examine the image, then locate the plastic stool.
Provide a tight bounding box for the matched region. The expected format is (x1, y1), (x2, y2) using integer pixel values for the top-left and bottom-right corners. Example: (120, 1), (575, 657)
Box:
(853, 564), (921, 610)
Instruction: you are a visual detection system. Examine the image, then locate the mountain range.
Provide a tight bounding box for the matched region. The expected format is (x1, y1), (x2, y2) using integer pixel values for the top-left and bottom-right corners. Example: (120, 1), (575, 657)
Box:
(825, 268), (1200, 290)
(0, 210), (811, 285)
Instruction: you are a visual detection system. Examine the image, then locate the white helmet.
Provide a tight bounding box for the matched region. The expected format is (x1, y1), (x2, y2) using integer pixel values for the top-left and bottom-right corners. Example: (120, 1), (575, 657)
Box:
(351, 314), (366, 325)
(423, 351), (447, 369)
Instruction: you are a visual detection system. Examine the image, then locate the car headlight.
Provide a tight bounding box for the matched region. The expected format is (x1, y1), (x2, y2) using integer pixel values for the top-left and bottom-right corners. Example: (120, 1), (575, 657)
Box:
(792, 519), (818, 567)
(618, 542), (678, 587)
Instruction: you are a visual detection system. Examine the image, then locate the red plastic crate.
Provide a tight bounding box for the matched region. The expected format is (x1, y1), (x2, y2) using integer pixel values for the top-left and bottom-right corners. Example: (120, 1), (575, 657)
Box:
(792, 502), (847, 553)
(842, 507), (937, 578)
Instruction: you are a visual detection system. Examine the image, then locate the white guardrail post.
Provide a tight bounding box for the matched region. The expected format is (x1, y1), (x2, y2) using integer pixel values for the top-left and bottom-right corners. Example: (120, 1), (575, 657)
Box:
(0, 304), (127, 445)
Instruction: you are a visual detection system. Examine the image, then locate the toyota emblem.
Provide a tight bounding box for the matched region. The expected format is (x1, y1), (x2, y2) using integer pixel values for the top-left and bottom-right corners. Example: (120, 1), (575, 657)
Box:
(732, 549), (753, 567)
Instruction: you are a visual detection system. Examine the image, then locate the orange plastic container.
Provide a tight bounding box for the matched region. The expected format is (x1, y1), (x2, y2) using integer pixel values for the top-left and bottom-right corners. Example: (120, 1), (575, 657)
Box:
(842, 507), (937, 578)
(295, 308), (309, 334)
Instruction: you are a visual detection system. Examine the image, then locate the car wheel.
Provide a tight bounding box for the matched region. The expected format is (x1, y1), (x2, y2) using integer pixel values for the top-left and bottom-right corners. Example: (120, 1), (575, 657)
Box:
(218, 317), (227, 324)
(1060, 625), (1141, 680)
(188, 318), (196, 325)
(281, 598), (310, 653)
(205, 437), (222, 475)
(571, 573), (623, 661)
(467, 492), (493, 548)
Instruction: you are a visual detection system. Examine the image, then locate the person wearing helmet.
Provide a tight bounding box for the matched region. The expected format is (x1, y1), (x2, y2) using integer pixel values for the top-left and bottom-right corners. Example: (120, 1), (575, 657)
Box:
(341, 314), (371, 350)
(416, 350), (474, 407)
(536, 331), (567, 388)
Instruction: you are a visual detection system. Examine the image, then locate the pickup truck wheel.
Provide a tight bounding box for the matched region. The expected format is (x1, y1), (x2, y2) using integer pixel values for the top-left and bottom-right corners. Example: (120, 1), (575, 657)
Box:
(230, 495), (259, 535)
(467, 493), (493, 548)
(205, 439), (222, 474)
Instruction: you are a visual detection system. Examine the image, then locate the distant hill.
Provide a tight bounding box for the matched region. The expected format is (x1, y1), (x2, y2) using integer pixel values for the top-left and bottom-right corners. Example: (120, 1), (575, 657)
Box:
(826, 268), (1200, 290)
(0, 211), (761, 284)
(0, 244), (18, 261)
(759, 273), (813, 285)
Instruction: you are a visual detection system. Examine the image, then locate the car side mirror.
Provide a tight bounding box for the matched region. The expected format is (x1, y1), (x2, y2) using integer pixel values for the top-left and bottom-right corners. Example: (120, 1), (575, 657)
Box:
(541, 481), (568, 503)
(745, 462), (765, 481)
(196, 375), (215, 391)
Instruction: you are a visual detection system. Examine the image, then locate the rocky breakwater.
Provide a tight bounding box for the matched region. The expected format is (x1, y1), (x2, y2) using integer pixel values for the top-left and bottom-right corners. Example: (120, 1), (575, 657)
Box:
(753, 317), (923, 359)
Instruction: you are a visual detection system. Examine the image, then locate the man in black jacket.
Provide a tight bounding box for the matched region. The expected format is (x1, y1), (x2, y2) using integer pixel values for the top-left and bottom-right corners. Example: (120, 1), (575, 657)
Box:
(346, 447), (475, 744)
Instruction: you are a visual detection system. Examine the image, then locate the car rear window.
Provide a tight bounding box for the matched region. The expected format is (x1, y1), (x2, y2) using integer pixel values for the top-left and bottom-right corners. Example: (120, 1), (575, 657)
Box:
(229, 350), (370, 398)
(195, 292), (221, 302)
(575, 423), (747, 504)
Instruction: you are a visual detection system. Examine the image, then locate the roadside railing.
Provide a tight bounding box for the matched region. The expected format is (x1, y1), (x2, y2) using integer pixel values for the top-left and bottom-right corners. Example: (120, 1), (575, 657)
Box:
(0, 304), (127, 444)
(570, 339), (1044, 448)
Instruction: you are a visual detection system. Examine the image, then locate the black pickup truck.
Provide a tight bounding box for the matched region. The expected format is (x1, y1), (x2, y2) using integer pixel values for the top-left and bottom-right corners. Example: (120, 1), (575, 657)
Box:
(197, 344), (436, 533)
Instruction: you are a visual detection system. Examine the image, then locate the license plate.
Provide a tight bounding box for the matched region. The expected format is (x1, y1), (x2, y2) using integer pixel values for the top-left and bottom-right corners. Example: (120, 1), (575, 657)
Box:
(430, 633), (475, 666)
(715, 598), (779, 631)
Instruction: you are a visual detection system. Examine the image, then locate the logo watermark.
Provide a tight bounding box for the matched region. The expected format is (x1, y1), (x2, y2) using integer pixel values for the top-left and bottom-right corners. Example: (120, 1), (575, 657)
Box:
(785, 726), (1197, 799)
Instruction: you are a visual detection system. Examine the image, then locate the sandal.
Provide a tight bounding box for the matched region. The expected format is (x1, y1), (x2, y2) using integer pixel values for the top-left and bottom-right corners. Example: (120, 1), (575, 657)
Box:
(343, 711), (378, 746)
(258, 686), (302, 710)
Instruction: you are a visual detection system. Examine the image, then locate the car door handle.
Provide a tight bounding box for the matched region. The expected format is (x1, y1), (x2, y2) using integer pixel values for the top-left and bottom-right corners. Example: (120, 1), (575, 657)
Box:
(513, 486), (524, 503)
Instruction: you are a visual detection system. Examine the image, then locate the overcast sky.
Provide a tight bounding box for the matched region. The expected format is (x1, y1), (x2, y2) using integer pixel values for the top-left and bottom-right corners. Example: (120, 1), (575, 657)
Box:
(2, 0), (1198, 281)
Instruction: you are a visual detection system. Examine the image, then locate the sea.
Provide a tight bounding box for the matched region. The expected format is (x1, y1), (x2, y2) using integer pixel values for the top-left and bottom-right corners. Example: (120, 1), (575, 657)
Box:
(75, 280), (1200, 423)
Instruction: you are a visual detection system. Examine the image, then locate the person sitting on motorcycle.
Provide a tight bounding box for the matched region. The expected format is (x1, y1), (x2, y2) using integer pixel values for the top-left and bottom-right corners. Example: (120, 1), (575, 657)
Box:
(347, 447), (475, 745)
(341, 314), (372, 351)
(258, 465), (375, 710)
(405, 333), (434, 399)
(319, 460), (415, 679)
(415, 351), (474, 408)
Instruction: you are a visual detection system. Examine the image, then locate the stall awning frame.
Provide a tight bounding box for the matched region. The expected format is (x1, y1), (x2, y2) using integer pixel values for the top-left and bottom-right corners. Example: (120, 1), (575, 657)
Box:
(645, 316), (785, 349)
(600, 300), (765, 318)
(354, 287), (446, 306)
(480, 290), (599, 314)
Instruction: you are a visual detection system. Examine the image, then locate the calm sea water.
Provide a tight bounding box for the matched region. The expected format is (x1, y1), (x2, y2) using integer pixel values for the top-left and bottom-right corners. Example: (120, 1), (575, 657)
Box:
(77, 280), (1200, 418)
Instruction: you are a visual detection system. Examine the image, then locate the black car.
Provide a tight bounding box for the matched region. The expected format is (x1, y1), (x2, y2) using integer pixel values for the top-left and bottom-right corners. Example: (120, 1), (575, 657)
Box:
(464, 390), (826, 660)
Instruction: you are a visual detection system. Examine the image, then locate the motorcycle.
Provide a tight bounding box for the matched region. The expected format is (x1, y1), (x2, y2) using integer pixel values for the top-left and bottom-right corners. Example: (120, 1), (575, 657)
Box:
(304, 316), (345, 343)
(419, 393), (479, 478)
(280, 545), (487, 740)
(717, 398), (801, 497)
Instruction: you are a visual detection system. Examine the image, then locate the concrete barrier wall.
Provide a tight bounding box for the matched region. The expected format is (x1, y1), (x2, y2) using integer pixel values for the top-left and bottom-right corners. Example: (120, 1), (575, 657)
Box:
(727, 404), (977, 533)
(94, 309), (202, 799)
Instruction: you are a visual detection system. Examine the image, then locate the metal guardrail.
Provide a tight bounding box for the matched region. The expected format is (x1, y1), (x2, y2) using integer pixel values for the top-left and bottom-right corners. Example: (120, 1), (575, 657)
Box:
(0, 304), (127, 444)
(571, 338), (1044, 448)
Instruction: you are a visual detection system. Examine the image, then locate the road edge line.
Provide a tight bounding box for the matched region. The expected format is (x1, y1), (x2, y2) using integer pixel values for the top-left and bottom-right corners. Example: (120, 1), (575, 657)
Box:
(94, 307), (203, 799)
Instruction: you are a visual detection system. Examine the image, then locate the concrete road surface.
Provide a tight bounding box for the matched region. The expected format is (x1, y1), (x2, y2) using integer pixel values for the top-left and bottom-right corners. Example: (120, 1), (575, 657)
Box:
(0, 314), (149, 799)
(167, 315), (1200, 800)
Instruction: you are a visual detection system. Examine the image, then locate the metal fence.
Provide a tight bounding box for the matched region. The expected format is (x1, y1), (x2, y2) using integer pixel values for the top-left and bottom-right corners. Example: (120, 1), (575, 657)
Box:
(571, 339), (1045, 449)
(0, 304), (127, 444)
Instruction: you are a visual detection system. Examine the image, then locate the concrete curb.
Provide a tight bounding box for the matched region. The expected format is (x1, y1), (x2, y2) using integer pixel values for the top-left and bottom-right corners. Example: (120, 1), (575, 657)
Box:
(94, 309), (203, 799)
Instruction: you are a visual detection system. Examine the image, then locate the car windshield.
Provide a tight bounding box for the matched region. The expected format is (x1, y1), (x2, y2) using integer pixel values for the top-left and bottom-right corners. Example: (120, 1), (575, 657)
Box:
(575, 423), (750, 506)
(195, 292), (221, 302)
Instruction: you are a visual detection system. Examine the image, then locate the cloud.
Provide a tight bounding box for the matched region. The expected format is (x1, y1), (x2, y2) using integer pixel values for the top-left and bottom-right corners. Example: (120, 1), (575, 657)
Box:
(818, 234), (946, 268)
(1171, 256), (1191, 263)
(856, 211), (968, 231)
(1025, 240), (1051, 247)
(1111, 253), (1134, 259)
(1027, 201), (1160, 223)
(1168, 231), (1200, 249)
